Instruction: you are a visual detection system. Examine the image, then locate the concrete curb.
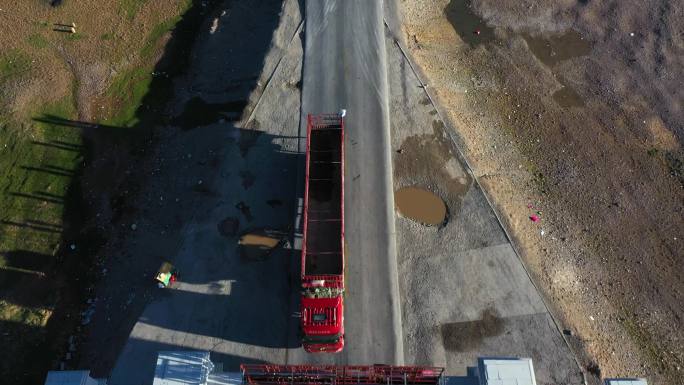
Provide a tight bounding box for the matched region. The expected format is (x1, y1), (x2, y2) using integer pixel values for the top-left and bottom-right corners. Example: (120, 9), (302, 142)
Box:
(383, 19), (586, 384)
(377, 6), (405, 367)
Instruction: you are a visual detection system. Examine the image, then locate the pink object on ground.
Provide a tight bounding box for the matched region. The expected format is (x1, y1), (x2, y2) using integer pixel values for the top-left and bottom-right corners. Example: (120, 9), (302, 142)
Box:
(529, 214), (540, 222)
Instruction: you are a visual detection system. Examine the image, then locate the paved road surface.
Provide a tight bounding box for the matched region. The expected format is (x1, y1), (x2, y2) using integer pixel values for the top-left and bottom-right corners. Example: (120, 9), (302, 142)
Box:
(288, 0), (403, 365)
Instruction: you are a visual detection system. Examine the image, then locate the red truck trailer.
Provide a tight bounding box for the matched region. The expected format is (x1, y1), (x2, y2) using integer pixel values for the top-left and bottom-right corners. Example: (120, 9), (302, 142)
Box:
(300, 113), (345, 353)
(241, 364), (444, 385)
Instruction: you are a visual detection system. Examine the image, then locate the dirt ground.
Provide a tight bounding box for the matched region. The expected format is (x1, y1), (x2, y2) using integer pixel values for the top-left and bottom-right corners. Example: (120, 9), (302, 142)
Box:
(398, 0), (683, 384)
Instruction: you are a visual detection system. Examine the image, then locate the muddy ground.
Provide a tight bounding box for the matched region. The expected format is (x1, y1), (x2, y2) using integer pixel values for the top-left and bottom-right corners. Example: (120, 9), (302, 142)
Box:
(398, 0), (682, 384)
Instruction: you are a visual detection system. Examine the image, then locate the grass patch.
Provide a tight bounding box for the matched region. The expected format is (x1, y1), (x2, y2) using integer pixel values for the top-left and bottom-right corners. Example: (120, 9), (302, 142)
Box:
(121, 0), (149, 20)
(0, 94), (79, 383)
(0, 49), (32, 82)
(103, 67), (153, 127)
(0, 1), (207, 382)
(0, 95), (79, 253)
(65, 32), (86, 41)
(0, 300), (51, 326)
(140, 15), (182, 58)
(27, 34), (48, 49)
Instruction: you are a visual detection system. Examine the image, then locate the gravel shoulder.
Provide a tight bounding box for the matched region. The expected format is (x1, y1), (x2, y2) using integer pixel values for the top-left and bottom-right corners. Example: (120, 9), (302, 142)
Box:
(397, 1), (683, 384)
(385, 23), (583, 385)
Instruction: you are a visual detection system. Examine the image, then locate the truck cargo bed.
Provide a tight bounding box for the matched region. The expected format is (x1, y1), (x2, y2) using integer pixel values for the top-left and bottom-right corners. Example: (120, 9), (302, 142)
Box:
(303, 119), (344, 277)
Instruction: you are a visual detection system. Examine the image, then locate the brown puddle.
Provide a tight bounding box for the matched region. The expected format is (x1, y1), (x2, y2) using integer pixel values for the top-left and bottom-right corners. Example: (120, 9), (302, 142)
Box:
(238, 229), (284, 260)
(395, 187), (447, 226)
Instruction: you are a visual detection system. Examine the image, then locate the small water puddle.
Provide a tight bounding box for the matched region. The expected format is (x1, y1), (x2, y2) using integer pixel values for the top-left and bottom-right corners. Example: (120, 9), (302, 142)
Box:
(445, 0), (496, 48)
(395, 186), (447, 226)
(553, 85), (585, 107)
(523, 31), (591, 67)
(238, 229), (285, 260)
(523, 31), (591, 107)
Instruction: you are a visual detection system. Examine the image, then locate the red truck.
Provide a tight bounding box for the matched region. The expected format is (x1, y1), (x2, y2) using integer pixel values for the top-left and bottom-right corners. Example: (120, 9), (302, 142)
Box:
(300, 113), (345, 353)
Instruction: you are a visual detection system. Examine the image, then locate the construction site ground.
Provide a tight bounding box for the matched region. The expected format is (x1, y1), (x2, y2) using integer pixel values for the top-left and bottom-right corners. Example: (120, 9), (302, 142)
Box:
(399, 1), (683, 385)
(0, 1), (680, 385)
(100, 1), (582, 384)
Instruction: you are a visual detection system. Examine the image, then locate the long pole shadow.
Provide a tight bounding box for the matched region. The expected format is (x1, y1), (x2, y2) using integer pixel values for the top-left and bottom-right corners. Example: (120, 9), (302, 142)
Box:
(21, 165), (75, 177)
(1, 220), (62, 234)
(8, 192), (64, 205)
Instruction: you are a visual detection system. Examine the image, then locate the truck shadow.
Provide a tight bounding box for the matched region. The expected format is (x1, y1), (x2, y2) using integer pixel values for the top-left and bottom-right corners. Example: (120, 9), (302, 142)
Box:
(123, 125), (300, 351)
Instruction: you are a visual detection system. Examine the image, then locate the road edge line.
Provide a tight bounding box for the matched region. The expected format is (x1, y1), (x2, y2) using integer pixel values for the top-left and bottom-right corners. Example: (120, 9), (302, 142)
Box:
(378, 9), (405, 367)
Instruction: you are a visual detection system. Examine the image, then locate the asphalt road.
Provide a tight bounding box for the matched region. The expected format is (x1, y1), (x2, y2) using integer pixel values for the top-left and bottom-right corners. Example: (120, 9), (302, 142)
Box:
(287, 0), (403, 365)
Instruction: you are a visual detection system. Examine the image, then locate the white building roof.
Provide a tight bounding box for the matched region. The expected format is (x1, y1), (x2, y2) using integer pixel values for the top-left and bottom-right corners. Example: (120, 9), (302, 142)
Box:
(604, 380), (648, 385)
(153, 351), (215, 385)
(478, 358), (537, 385)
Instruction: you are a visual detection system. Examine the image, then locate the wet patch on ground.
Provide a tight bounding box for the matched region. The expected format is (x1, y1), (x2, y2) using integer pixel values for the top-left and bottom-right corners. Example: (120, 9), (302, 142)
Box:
(445, 0), (496, 48)
(238, 228), (287, 260)
(217, 217), (240, 237)
(395, 186), (447, 226)
(441, 307), (505, 351)
(395, 124), (471, 219)
(523, 31), (591, 67)
(444, 1), (591, 108)
(523, 31), (591, 108)
(553, 85), (585, 107)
